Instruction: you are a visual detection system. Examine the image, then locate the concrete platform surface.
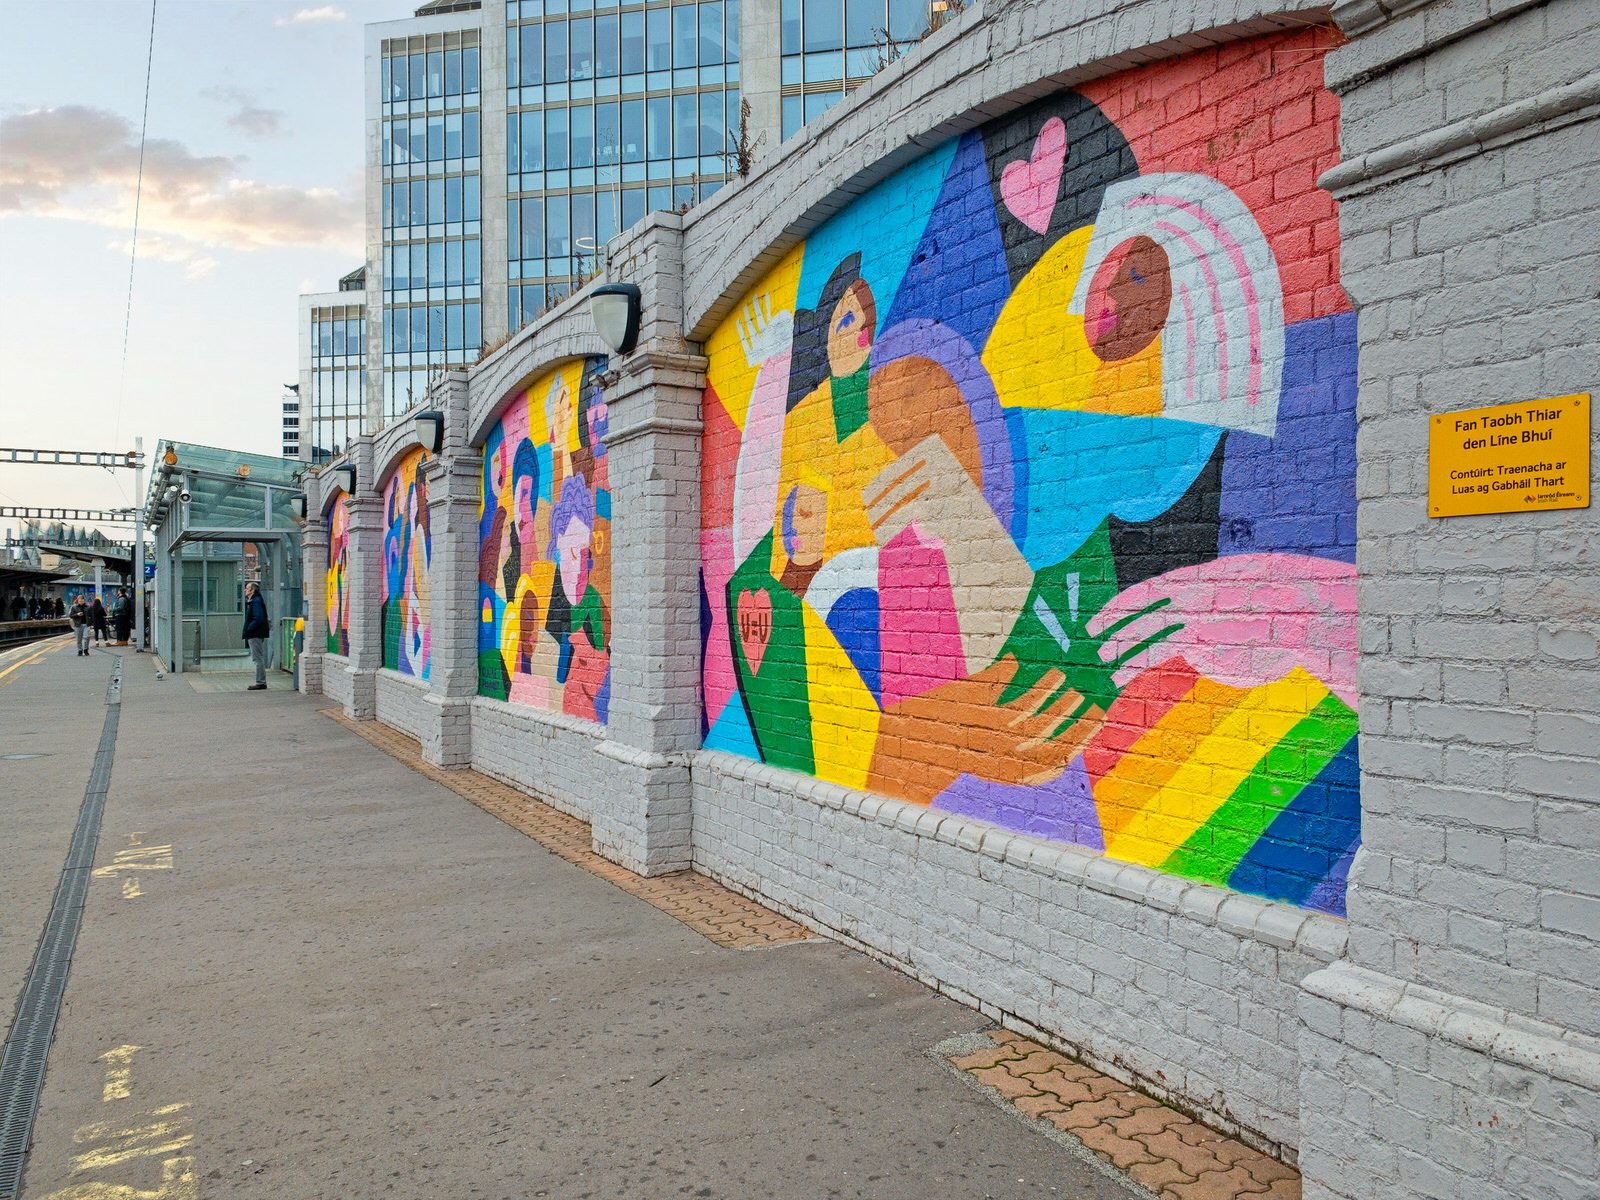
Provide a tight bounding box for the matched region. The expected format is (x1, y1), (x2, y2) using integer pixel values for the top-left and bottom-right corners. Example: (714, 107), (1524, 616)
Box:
(3, 650), (1137, 1200)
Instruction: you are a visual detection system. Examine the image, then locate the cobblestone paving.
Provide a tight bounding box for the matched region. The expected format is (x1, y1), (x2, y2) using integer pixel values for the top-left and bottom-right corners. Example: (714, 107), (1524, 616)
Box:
(326, 710), (817, 949)
(950, 1030), (1301, 1200)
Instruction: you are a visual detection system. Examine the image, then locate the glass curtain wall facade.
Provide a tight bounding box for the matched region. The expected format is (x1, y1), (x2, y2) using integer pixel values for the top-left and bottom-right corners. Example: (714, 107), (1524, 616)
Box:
(308, 301), (368, 461)
(379, 29), (486, 419)
(779, 0), (928, 138)
(504, 0), (742, 326)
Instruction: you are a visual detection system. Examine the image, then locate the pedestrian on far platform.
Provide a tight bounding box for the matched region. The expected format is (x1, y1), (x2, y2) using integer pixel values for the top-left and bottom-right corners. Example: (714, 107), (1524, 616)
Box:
(112, 588), (133, 644)
(242, 581), (270, 691)
(69, 595), (91, 656)
(90, 596), (109, 644)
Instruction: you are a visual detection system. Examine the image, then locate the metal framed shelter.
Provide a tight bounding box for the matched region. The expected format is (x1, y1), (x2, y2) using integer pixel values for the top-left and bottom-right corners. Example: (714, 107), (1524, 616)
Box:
(143, 441), (304, 674)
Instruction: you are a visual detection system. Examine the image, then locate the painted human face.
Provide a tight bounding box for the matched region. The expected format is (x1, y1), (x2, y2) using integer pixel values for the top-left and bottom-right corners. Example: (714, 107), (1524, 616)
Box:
(550, 380), (575, 452)
(827, 284), (874, 378)
(783, 484), (829, 568)
(557, 515), (592, 600)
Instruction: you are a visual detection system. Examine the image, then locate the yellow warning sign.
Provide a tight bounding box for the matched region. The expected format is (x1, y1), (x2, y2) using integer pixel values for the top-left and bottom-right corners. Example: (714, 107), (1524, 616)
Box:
(1428, 394), (1590, 517)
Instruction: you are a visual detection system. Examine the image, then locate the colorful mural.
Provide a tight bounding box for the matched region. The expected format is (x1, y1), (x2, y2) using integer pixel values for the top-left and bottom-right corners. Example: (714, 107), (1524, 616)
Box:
(381, 448), (432, 679)
(478, 357), (612, 722)
(326, 490), (351, 655)
(700, 31), (1358, 913)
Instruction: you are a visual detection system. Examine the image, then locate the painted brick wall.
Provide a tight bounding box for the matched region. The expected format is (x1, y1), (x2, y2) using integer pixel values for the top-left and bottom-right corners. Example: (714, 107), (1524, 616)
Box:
(379, 447), (433, 680)
(699, 29), (1360, 916)
(375, 669), (431, 742)
(476, 357), (613, 725)
(469, 696), (606, 822)
(323, 656), (355, 709)
(325, 492), (351, 655)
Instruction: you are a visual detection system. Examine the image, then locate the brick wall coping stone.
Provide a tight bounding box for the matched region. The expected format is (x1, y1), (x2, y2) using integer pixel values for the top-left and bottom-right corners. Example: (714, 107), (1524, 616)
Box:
(1324, 0), (1549, 89)
(376, 667), (428, 692)
(599, 740), (691, 772)
(1304, 961), (1600, 1091)
(1320, 71), (1600, 197)
(695, 748), (1349, 964)
(466, 291), (610, 444)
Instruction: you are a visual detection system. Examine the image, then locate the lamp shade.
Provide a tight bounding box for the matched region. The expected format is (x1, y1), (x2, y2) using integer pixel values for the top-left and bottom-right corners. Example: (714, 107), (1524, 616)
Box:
(333, 463), (357, 495)
(412, 409), (445, 454)
(589, 283), (641, 355)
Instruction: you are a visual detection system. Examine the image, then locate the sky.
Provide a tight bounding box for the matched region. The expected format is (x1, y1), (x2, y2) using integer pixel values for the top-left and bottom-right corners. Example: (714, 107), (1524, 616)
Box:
(0, 0), (409, 537)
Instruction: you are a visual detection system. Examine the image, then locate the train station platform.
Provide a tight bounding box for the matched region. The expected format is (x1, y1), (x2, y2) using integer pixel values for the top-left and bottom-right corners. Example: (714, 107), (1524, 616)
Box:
(0, 637), (1164, 1199)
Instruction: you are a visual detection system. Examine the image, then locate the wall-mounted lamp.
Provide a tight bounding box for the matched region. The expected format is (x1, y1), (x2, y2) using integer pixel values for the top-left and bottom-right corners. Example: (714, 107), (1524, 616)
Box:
(412, 409), (445, 454)
(290, 494), (308, 522)
(333, 463), (357, 495)
(589, 283), (641, 355)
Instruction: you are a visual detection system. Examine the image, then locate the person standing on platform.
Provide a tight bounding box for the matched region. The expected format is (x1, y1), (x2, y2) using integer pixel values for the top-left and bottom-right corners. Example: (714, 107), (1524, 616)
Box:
(112, 588), (133, 644)
(242, 581), (270, 691)
(90, 596), (109, 644)
(69, 595), (91, 655)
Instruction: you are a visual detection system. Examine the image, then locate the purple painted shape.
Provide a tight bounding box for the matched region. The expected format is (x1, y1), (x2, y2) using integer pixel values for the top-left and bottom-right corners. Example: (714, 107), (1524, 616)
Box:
(869, 317), (1016, 535)
(1304, 843), (1357, 917)
(932, 756), (1104, 850)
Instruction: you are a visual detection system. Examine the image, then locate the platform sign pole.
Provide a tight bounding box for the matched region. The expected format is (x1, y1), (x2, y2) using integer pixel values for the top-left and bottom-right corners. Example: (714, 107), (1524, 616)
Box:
(133, 437), (146, 652)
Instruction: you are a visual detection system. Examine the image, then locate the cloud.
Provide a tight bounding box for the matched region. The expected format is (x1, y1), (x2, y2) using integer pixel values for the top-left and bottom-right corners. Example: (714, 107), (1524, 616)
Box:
(106, 234), (219, 280)
(201, 87), (287, 139)
(0, 105), (359, 253)
(275, 5), (346, 25)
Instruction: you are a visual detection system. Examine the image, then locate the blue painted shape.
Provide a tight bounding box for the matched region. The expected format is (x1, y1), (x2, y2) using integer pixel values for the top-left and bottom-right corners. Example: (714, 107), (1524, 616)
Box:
(882, 131), (1011, 356)
(794, 139), (958, 323)
(1219, 311), (1357, 563)
(824, 587), (881, 704)
(1228, 738), (1361, 910)
(1012, 410), (1222, 568)
(705, 693), (761, 760)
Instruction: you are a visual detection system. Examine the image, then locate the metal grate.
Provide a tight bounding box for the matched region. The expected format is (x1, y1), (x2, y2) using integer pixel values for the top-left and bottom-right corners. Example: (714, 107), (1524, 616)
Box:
(0, 657), (123, 1199)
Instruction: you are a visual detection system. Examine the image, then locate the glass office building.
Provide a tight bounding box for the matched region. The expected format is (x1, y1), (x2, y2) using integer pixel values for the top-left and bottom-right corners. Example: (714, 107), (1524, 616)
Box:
(779, 0), (929, 138)
(503, 0), (743, 325)
(296, 268), (370, 463)
(376, 21), (486, 419)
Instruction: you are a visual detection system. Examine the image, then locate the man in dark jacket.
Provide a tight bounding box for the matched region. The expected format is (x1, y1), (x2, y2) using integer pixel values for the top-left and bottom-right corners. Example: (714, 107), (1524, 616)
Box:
(242, 581), (270, 691)
(112, 588), (133, 643)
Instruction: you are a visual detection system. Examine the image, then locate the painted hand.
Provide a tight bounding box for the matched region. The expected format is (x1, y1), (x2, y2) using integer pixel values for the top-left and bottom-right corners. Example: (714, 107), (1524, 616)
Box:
(866, 656), (1105, 803)
(736, 294), (795, 369)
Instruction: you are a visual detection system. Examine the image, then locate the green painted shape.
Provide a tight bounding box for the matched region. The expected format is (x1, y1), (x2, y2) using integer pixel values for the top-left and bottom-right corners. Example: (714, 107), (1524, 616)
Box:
(729, 531), (814, 774)
(831, 366), (871, 442)
(477, 647), (509, 701)
(381, 600), (401, 670)
(995, 520), (1123, 715)
(327, 629), (340, 654)
(1160, 692), (1358, 884)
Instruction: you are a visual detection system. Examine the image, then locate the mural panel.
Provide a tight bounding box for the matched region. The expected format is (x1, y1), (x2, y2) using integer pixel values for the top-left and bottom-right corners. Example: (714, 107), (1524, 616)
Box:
(382, 448), (432, 679)
(326, 491), (351, 655)
(700, 31), (1358, 913)
(478, 357), (612, 722)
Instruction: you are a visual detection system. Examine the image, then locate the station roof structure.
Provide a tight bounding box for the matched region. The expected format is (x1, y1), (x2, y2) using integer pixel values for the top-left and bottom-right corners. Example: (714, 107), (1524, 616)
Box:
(143, 441), (304, 541)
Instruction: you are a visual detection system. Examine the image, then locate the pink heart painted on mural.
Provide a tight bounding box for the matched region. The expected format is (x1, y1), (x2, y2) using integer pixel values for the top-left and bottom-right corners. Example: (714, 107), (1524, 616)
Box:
(736, 588), (772, 676)
(1000, 117), (1068, 234)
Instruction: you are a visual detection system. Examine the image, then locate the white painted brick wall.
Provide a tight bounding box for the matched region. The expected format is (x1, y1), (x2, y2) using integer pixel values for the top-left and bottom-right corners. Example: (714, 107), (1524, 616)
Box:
(375, 669), (430, 742)
(323, 656), (355, 709)
(469, 696), (606, 823)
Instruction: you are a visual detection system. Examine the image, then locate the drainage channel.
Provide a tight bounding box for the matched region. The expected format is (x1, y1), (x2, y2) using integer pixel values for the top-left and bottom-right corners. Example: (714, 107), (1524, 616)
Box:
(0, 656), (124, 1199)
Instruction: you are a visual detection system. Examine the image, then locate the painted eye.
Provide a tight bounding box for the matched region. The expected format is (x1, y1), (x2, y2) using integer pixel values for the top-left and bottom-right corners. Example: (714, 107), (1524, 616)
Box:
(836, 311), (856, 331)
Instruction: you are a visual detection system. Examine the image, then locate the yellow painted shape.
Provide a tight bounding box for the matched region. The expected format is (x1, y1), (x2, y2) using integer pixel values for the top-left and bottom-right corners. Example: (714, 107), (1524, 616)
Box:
(1092, 675), (1247, 842)
(122, 879), (141, 900)
(704, 244), (806, 429)
(765, 392), (890, 577)
(981, 226), (1164, 415)
(93, 846), (173, 877)
(801, 606), (879, 791)
(70, 1105), (192, 1174)
(1104, 668), (1329, 868)
(0, 642), (59, 686)
(499, 562), (557, 675)
(99, 1045), (141, 1102)
(40, 1157), (196, 1200)
(1428, 392), (1589, 517)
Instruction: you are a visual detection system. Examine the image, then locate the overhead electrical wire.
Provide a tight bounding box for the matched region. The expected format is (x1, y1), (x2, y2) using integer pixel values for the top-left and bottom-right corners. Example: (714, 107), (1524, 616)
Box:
(111, 0), (159, 471)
